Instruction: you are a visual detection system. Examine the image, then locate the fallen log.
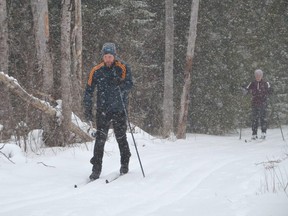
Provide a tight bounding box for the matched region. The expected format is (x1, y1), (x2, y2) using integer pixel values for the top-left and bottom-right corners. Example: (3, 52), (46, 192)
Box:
(0, 72), (93, 142)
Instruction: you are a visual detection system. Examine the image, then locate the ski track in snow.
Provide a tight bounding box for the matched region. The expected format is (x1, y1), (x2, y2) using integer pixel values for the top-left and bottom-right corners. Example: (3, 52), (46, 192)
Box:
(1, 127), (288, 216)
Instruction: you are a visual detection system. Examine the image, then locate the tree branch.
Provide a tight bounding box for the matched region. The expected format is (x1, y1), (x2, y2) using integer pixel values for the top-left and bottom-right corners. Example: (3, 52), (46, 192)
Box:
(37, 162), (56, 168)
(0, 145), (15, 164)
(0, 72), (93, 142)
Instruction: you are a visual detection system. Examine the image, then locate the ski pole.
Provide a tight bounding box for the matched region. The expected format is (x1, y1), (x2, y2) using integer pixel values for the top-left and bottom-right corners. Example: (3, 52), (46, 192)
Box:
(239, 121), (242, 140)
(239, 99), (243, 140)
(239, 87), (247, 140)
(117, 86), (145, 178)
(239, 104), (242, 140)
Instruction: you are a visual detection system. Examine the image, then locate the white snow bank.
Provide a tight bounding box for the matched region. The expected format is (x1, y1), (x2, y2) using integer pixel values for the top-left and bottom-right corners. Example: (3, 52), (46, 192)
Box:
(0, 126), (287, 216)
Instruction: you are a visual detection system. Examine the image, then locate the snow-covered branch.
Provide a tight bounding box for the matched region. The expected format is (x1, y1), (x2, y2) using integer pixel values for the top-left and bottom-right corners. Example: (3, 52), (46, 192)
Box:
(0, 72), (93, 143)
(0, 144), (15, 164)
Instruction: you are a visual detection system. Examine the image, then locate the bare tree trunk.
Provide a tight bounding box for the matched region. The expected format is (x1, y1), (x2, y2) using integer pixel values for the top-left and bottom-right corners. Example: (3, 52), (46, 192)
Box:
(163, 0), (174, 138)
(31, 0), (55, 145)
(176, 0), (199, 139)
(71, 0), (83, 117)
(60, 0), (72, 145)
(0, 0), (8, 73)
(0, 0), (12, 140)
(31, 0), (53, 95)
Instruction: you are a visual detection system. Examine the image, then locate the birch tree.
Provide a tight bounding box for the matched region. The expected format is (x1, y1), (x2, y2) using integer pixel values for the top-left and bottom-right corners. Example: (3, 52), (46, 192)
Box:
(31, 0), (55, 145)
(0, 0), (12, 139)
(31, 0), (53, 96)
(60, 0), (72, 144)
(71, 0), (83, 117)
(177, 0), (200, 139)
(163, 0), (174, 138)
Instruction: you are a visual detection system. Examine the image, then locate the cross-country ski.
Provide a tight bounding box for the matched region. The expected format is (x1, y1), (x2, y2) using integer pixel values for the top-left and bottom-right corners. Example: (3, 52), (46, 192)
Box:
(244, 138), (266, 143)
(105, 172), (124, 184)
(74, 172), (124, 188)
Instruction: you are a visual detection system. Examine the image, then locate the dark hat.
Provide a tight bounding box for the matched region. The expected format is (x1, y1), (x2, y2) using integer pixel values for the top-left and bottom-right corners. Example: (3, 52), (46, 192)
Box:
(101, 42), (116, 56)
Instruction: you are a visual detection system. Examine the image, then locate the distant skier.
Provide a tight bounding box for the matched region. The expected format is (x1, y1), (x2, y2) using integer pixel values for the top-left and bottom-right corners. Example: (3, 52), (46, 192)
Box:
(243, 69), (272, 140)
(83, 42), (133, 180)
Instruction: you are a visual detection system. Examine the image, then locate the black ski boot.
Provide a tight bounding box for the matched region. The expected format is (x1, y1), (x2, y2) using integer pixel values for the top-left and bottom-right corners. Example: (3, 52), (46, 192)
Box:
(251, 134), (258, 140)
(120, 164), (129, 175)
(89, 165), (102, 181)
(260, 132), (266, 139)
(120, 153), (131, 175)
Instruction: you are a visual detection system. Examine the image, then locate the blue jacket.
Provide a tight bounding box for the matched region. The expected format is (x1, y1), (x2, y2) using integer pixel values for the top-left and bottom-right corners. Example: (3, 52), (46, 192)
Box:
(83, 59), (133, 121)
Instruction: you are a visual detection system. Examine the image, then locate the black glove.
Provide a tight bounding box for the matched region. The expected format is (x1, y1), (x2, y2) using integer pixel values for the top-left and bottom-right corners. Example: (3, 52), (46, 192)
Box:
(111, 68), (124, 86)
(111, 77), (123, 86)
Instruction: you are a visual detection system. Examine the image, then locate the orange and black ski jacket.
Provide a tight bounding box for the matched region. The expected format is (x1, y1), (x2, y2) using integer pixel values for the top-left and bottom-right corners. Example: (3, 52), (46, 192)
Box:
(83, 59), (133, 121)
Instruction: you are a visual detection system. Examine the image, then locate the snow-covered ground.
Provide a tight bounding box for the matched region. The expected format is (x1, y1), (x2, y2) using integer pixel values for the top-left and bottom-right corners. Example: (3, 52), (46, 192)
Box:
(1, 127), (288, 216)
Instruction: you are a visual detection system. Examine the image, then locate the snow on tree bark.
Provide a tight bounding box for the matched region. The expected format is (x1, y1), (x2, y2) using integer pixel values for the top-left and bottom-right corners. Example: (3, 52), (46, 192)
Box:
(177, 0), (199, 139)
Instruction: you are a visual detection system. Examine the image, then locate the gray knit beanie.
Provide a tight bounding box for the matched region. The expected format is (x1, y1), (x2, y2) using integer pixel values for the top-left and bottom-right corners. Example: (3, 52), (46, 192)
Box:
(101, 42), (116, 56)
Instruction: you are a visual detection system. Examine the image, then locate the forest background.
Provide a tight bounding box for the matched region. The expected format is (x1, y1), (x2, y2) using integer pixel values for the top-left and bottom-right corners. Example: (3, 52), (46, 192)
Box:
(0, 0), (287, 146)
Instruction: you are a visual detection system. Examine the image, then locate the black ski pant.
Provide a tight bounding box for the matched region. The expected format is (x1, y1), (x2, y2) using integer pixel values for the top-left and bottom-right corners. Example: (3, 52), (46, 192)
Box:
(90, 110), (131, 171)
(251, 104), (268, 136)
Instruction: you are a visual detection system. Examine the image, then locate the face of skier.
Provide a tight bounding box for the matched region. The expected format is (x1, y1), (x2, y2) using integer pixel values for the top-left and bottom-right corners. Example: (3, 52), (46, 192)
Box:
(255, 73), (263, 82)
(103, 54), (115, 67)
